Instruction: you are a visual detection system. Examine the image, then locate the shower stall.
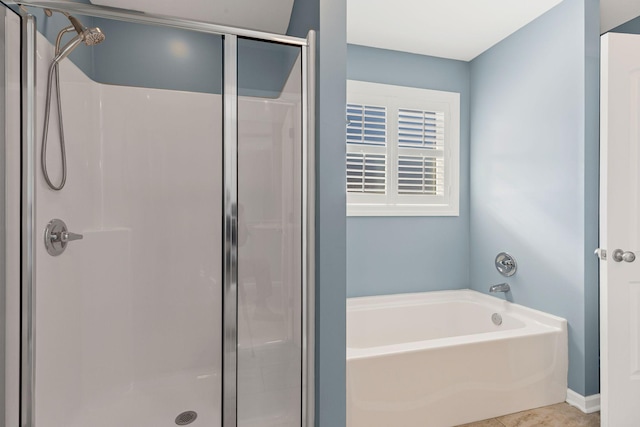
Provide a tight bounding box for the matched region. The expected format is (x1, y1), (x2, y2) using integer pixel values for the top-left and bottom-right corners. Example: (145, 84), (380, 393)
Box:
(0, 2), (315, 426)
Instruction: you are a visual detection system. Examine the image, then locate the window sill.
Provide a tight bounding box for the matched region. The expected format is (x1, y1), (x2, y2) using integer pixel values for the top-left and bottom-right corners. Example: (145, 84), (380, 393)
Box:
(347, 204), (459, 217)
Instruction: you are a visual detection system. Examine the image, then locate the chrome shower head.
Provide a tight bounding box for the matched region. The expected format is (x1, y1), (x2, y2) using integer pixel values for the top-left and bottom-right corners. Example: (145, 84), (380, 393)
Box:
(52, 15), (105, 64)
(83, 27), (105, 46)
(66, 14), (106, 46)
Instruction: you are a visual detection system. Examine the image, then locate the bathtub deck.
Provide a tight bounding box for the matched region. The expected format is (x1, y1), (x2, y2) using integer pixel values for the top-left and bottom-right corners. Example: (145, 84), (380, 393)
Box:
(456, 403), (600, 427)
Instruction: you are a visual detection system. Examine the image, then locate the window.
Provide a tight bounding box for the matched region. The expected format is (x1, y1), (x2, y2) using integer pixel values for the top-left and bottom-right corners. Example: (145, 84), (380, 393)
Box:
(346, 80), (460, 216)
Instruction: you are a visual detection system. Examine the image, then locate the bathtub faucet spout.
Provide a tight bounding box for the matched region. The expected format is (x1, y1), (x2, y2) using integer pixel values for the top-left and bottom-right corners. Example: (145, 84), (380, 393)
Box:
(489, 283), (510, 293)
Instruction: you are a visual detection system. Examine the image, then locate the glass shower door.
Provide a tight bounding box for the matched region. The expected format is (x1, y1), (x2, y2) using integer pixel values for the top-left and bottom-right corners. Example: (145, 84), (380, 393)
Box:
(236, 39), (304, 427)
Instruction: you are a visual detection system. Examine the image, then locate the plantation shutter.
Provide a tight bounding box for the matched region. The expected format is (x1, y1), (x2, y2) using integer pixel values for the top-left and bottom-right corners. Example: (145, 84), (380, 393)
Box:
(346, 104), (387, 196)
(397, 108), (445, 196)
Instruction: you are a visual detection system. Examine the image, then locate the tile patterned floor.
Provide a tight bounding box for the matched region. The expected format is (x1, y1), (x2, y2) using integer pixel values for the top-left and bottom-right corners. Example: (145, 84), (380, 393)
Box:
(456, 403), (600, 427)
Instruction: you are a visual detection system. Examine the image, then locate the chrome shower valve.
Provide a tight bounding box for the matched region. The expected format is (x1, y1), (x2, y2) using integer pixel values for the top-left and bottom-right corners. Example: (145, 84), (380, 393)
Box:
(44, 218), (83, 256)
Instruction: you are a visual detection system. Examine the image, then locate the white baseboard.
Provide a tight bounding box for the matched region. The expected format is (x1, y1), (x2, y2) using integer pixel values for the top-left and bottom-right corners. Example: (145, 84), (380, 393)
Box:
(566, 388), (601, 413)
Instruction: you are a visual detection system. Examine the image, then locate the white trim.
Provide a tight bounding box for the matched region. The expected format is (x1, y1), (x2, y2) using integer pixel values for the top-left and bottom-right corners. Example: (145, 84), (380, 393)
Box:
(566, 389), (601, 414)
(347, 203), (459, 216)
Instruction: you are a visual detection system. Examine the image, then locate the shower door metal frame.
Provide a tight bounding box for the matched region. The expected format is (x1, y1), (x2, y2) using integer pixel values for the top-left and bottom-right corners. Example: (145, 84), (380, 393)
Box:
(19, 12), (36, 427)
(222, 33), (238, 427)
(16, 3), (316, 427)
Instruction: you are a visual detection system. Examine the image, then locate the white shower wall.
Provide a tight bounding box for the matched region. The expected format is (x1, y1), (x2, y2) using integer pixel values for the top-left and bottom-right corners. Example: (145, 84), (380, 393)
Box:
(32, 28), (304, 427)
(34, 30), (223, 427)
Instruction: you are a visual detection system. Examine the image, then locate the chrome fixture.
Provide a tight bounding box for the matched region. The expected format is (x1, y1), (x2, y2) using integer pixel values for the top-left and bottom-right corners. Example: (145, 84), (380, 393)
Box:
(594, 248), (607, 260)
(495, 252), (517, 277)
(44, 218), (83, 256)
(41, 13), (105, 190)
(491, 313), (503, 325)
(612, 249), (636, 263)
(489, 283), (510, 293)
(63, 14), (106, 48)
(222, 34), (239, 427)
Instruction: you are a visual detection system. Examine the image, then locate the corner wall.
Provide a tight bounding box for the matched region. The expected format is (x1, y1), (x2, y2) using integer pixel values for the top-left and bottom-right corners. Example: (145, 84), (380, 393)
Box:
(288, 0), (347, 426)
(346, 45), (471, 297)
(469, 0), (600, 396)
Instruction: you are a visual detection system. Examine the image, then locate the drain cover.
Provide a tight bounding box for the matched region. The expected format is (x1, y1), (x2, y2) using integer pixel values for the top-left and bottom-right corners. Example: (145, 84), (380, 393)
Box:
(175, 410), (198, 425)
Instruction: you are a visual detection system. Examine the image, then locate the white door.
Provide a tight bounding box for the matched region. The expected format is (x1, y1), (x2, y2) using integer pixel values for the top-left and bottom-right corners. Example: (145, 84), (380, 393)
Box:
(600, 32), (640, 427)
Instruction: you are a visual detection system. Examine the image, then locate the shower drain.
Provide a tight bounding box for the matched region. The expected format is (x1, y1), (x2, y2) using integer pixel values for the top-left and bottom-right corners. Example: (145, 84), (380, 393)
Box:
(175, 410), (198, 425)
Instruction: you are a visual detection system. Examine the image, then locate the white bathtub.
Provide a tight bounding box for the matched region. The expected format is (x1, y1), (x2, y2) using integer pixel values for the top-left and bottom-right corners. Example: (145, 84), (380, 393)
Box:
(347, 290), (568, 427)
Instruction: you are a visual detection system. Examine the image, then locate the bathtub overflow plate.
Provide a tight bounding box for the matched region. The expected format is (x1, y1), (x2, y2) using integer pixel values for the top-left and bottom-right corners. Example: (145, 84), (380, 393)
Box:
(495, 252), (517, 277)
(492, 313), (503, 326)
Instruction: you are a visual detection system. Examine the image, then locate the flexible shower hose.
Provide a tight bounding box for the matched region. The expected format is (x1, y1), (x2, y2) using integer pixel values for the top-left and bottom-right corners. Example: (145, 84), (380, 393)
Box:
(41, 58), (68, 191)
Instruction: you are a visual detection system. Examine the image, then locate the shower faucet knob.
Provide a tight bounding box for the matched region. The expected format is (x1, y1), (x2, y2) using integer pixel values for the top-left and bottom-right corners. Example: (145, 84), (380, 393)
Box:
(60, 231), (83, 243)
(44, 218), (83, 256)
(495, 252), (517, 277)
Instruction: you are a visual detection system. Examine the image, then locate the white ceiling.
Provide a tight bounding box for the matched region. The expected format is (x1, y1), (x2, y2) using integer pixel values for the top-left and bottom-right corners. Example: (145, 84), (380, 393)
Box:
(347, 0), (563, 61)
(90, 0), (295, 34)
(600, 0), (640, 33)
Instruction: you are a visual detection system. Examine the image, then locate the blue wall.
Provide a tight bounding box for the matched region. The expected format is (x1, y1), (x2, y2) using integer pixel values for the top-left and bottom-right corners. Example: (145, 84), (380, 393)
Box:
(346, 45), (470, 297)
(288, 1), (347, 426)
(92, 18), (223, 94)
(610, 15), (640, 33)
(584, 0), (601, 400)
(30, 11), (298, 96)
(469, 0), (600, 396)
(93, 19), (299, 97)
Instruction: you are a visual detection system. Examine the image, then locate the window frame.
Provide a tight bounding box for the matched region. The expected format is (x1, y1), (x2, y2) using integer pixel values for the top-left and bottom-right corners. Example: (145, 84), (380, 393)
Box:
(346, 80), (460, 217)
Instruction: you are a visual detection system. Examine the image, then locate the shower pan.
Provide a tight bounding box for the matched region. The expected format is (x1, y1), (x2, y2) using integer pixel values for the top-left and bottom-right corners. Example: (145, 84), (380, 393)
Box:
(0, 2), (315, 427)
